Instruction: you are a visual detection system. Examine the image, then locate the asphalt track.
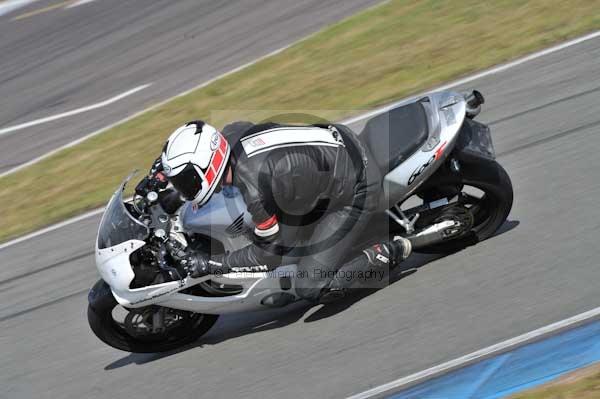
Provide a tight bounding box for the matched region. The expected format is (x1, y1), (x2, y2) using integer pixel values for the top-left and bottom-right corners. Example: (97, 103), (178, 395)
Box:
(1, 14), (600, 399)
(0, 0), (381, 173)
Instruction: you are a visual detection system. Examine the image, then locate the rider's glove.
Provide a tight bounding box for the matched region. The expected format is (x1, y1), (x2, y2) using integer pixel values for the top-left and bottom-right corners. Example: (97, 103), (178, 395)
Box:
(166, 241), (228, 278)
(135, 157), (168, 197)
(183, 252), (229, 278)
(182, 251), (210, 278)
(135, 174), (168, 197)
(149, 156), (163, 175)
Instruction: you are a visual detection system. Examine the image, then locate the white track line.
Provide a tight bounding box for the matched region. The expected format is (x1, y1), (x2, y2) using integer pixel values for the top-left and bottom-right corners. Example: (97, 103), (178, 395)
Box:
(0, 208), (104, 251)
(346, 306), (600, 399)
(0, 84), (151, 136)
(66, 0), (96, 8)
(0, 43), (304, 178)
(0, 0), (40, 17)
(0, 0), (394, 177)
(0, 30), (599, 250)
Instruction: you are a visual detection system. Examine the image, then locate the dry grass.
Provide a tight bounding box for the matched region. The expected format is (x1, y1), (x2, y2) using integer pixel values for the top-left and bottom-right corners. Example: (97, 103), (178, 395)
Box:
(1, 0), (599, 242)
(510, 362), (600, 399)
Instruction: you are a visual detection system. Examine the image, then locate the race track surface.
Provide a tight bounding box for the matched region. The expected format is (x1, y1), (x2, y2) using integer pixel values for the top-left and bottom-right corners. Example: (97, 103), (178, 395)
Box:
(1, 18), (600, 399)
(0, 0), (380, 173)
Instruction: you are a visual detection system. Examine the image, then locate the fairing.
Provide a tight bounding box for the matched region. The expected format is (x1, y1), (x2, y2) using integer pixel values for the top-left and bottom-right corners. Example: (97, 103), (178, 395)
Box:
(181, 185), (253, 252)
(382, 91), (466, 204)
(96, 176), (149, 249)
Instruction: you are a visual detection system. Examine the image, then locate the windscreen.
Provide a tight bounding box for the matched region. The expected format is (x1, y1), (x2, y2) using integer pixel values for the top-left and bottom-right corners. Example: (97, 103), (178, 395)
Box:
(97, 175), (149, 249)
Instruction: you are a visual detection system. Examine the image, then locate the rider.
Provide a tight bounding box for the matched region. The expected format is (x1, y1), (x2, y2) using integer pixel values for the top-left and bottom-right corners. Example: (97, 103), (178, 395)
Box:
(138, 120), (412, 304)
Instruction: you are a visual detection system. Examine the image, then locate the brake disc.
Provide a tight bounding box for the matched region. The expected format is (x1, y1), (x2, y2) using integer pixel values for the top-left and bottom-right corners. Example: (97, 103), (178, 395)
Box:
(432, 205), (474, 239)
(124, 308), (157, 337)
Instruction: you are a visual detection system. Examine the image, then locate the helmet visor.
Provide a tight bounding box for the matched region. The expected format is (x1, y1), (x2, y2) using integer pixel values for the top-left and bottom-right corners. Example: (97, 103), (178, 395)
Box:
(169, 163), (203, 201)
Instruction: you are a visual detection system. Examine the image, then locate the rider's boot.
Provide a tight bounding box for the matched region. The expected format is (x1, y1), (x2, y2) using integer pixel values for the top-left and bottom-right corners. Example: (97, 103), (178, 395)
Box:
(361, 236), (412, 270)
(318, 236), (412, 304)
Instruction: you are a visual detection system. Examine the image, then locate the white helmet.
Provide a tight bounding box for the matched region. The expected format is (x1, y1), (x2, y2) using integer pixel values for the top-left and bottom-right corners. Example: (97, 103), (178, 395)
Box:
(161, 121), (230, 205)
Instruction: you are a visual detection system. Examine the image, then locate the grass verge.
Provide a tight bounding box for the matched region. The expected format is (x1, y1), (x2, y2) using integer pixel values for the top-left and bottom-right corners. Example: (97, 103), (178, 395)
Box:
(510, 362), (600, 399)
(1, 0), (600, 242)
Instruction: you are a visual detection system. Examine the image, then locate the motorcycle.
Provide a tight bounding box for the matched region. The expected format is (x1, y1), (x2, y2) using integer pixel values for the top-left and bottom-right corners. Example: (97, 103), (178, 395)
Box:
(87, 90), (513, 352)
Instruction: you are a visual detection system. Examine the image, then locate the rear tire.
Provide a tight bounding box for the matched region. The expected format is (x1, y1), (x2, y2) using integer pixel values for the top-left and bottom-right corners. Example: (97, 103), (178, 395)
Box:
(415, 160), (513, 254)
(87, 286), (219, 353)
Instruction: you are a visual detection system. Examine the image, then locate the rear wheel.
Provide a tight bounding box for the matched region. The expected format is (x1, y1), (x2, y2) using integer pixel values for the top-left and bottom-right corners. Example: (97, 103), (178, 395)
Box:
(407, 160), (513, 254)
(87, 287), (218, 353)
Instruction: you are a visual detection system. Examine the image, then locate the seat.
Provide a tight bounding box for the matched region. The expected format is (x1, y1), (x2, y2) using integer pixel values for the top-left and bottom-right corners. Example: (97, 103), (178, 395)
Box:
(359, 102), (429, 173)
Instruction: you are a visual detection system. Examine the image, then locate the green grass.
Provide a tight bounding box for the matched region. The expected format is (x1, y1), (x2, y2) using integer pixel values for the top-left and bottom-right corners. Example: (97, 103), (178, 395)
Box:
(1, 0), (600, 242)
(510, 362), (600, 399)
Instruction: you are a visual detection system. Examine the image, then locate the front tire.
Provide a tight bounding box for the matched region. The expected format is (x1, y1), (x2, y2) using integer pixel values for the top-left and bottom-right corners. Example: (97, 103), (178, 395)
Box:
(87, 282), (219, 353)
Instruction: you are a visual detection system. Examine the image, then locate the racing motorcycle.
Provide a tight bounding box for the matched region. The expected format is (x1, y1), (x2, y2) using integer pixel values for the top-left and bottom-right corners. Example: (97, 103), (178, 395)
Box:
(87, 90), (513, 353)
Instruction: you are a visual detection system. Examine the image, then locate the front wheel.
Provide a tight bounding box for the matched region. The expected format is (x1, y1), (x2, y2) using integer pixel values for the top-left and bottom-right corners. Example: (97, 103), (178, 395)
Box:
(87, 281), (219, 353)
(413, 160), (513, 254)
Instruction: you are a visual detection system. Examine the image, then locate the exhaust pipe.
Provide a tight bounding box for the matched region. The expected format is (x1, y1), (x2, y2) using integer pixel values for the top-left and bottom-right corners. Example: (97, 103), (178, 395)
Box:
(464, 90), (484, 119)
(406, 220), (458, 249)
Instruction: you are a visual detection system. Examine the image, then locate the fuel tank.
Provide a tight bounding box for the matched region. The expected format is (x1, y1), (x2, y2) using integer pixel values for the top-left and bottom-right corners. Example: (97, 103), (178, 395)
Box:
(181, 186), (253, 251)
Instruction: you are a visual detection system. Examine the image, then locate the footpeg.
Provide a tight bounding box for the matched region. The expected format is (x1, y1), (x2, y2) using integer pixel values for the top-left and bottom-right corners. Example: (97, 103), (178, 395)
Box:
(386, 205), (420, 234)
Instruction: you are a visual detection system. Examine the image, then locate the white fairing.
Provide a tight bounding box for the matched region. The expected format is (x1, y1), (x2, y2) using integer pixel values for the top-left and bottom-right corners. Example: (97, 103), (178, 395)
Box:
(96, 233), (299, 313)
(94, 91), (468, 315)
(94, 185), (298, 313)
(96, 240), (144, 291)
(98, 247), (300, 314)
(383, 91), (466, 204)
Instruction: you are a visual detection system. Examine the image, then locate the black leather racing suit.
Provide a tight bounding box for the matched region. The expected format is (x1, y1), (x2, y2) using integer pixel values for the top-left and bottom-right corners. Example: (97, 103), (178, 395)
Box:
(214, 122), (385, 301)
